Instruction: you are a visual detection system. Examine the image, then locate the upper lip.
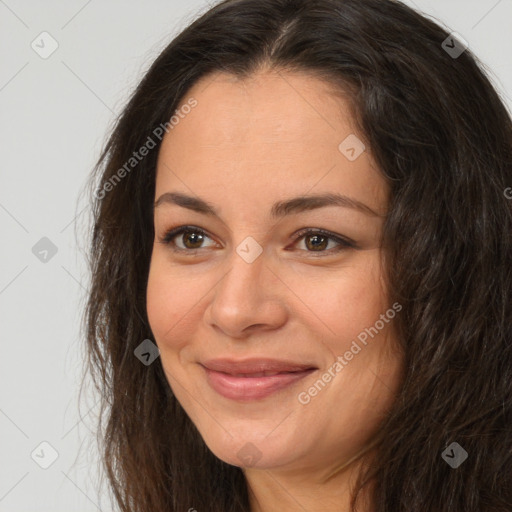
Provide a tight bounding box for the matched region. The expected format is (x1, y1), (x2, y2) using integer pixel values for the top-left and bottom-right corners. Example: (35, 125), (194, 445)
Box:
(201, 358), (317, 375)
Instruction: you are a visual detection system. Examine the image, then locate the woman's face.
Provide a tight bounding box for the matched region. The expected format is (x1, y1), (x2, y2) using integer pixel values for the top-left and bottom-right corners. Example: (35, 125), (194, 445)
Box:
(146, 69), (403, 475)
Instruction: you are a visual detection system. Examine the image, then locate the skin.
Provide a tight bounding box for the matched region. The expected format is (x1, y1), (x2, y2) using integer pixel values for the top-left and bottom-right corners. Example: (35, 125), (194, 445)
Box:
(146, 68), (404, 512)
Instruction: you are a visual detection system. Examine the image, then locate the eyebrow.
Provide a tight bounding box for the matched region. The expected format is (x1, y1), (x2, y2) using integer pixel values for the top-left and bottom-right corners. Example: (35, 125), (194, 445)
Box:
(154, 191), (384, 218)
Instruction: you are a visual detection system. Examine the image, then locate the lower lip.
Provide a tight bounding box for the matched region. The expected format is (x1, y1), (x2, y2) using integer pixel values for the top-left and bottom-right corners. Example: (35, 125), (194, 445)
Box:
(202, 366), (316, 401)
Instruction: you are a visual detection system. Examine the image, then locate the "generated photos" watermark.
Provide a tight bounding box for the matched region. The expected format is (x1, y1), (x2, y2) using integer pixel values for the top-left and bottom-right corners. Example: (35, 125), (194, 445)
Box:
(298, 302), (402, 405)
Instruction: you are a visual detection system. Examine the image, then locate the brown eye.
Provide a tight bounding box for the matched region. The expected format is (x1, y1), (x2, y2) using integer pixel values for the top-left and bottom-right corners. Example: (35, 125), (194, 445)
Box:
(180, 231), (205, 249)
(160, 226), (216, 252)
(293, 228), (354, 255)
(304, 233), (329, 251)
(160, 226), (354, 256)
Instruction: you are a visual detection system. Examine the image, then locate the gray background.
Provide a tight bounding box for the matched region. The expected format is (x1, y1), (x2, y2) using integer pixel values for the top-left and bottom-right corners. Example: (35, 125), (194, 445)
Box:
(1, 0), (510, 510)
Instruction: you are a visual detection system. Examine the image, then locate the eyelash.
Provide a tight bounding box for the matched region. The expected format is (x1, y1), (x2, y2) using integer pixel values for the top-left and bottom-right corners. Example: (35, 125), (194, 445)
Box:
(158, 225), (355, 256)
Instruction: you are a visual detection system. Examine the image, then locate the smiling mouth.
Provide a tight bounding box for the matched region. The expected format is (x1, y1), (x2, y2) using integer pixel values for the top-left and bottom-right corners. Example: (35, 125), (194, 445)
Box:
(200, 359), (317, 401)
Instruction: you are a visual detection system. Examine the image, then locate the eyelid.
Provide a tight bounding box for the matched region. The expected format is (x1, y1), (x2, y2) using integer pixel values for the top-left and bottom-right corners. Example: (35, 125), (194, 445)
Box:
(292, 227), (355, 250)
(158, 225), (355, 255)
(158, 225), (217, 250)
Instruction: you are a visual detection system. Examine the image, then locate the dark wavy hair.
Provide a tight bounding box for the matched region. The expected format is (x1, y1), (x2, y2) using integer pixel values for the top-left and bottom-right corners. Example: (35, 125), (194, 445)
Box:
(79, 0), (512, 510)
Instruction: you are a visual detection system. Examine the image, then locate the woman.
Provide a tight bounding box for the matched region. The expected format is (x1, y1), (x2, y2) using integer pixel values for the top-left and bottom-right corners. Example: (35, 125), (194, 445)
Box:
(82, 0), (512, 510)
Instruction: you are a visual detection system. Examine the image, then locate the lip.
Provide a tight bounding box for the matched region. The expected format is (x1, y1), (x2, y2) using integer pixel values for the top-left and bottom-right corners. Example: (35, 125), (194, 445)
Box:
(200, 358), (317, 401)
(201, 357), (317, 374)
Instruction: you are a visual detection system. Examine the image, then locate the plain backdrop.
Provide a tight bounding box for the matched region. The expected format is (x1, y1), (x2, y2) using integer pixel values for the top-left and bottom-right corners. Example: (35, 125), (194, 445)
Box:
(0, 0), (511, 510)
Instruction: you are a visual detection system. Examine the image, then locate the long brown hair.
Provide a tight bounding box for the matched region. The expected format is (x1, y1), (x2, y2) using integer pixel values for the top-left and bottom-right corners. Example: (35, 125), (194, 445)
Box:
(80, 0), (512, 510)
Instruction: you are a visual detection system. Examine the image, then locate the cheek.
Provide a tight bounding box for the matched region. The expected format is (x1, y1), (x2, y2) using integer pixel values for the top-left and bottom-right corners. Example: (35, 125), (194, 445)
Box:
(146, 256), (199, 352)
(147, 249), (387, 344)
(302, 254), (387, 348)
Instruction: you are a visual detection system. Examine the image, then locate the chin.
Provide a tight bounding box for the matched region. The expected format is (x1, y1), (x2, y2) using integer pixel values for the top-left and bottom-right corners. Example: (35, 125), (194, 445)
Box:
(198, 426), (298, 469)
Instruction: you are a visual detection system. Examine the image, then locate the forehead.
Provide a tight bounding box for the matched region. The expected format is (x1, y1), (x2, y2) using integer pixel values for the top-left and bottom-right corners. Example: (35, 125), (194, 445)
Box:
(155, 69), (387, 216)
(166, 69), (356, 146)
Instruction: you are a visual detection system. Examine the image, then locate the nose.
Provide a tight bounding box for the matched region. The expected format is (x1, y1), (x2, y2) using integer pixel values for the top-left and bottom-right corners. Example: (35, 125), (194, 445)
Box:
(204, 249), (288, 339)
